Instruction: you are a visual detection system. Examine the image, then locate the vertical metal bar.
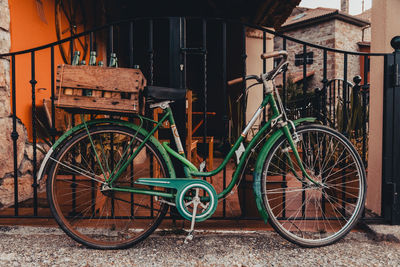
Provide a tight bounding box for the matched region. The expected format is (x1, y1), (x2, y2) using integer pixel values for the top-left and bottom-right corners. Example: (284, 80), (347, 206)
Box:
(342, 54), (349, 216)
(222, 21), (227, 217)
(333, 81), (336, 127)
(50, 47), (56, 144)
(71, 115), (77, 215)
(30, 51), (38, 216)
(322, 50), (328, 125)
(110, 133), (115, 217)
(11, 55), (19, 216)
(241, 24), (247, 217)
(362, 55), (369, 166)
(129, 21), (134, 68)
(301, 45), (307, 217)
(282, 38), (287, 108)
(241, 25), (247, 126)
(90, 31), (94, 52)
(202, 19), (208, 167)
(108, 25), (114, 66)
(69, 40), (73, 63)
(262, 32), (266, 122)
(130, 141), (134, 217)
(148, 19), (154, 85)
(302, 44), (307, 97)
(343, 53), (348, 135)
(169, 17), (185, 175)
(281, 38), (288, 219)
(321, 49), (328, 214)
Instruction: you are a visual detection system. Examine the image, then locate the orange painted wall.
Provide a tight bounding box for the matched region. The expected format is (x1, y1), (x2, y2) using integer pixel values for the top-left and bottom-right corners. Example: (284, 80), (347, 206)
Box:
(8, 0), (95, 137)
(9, 0), (60, 137)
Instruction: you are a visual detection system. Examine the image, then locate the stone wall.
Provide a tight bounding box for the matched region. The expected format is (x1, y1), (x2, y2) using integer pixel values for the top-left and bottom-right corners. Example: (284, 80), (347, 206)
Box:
(274, 20), (337, 91)
(274, 19), (365, 91)
(0, 0), (43, 210)
(333, 19), (362, 82)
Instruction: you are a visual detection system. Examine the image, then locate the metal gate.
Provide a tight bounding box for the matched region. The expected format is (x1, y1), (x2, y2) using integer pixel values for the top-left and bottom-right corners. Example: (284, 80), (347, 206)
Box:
(382, 37), (400, 224)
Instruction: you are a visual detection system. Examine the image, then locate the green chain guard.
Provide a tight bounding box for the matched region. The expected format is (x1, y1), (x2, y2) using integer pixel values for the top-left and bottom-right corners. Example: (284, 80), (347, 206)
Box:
(135, 178), (218, 222)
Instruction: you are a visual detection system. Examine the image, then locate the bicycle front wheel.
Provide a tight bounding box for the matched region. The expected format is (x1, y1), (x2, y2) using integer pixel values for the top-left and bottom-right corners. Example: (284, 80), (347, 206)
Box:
(261, 124), (366, 247)
(47, 125), (170, 249)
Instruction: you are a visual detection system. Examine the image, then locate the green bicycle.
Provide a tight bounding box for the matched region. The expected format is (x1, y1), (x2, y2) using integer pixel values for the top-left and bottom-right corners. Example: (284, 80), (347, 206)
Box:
(38, 51), (366, 249)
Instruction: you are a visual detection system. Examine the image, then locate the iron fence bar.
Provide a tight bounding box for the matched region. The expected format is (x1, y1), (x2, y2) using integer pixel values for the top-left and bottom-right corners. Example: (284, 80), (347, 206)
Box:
(281, 36), (288, 219)
(301, 45), (307, 218)
(302, 44), (307, 96)
(30, 51), (38, 216)
(333, 81), (336, 127)
(362, 55), (369, 167)
(241, 24), (247, 217)
(282, 38), (287, 108)
(148, 19), (154, 85)
(69, 39), (73, 63)
(241, 24), (247, 125)
(262, 32), (266, 123)
(50, 47), (56, 144)
(89, 31), (94, 52)
(222, 21), (227, 217)
(322, 49), (328, 125)
(129, 21), (134, 68)
(202, 19), (208, 169)
(11, 55), (18, 216)
(71, 115), (77, 215)
(108, 25), (114, 65)
(343, 53), (348, 136)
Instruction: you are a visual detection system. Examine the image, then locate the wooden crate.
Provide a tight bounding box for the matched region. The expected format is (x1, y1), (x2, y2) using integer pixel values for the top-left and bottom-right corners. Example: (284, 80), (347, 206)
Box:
(55, 65), (146, 114)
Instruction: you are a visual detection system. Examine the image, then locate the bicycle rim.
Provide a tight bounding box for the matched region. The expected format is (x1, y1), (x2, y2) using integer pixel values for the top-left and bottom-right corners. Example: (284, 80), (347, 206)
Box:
(47, 125), (169, 249)
(262, 124), (366, 247)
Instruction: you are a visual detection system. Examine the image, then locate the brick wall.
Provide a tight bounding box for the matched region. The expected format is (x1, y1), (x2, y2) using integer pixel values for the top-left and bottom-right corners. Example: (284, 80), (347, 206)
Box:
(333, 19), (362, 82)
(274, 18), (365, 91)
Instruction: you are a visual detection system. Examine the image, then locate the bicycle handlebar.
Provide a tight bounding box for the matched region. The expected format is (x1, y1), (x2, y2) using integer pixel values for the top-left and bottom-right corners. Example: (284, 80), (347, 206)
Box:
(227, 77), (244, 86)
(260, 50), (288, 60)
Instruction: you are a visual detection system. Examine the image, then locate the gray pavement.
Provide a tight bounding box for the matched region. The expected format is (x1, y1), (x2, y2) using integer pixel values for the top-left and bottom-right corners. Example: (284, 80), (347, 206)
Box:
(0, 225), (399, 266)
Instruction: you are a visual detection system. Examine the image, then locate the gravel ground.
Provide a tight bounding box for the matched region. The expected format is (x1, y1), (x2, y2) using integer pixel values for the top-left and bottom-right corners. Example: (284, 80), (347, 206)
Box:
(0, 226), (399, 266)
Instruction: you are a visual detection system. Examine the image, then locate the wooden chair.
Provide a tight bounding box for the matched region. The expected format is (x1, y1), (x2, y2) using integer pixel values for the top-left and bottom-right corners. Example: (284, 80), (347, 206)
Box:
(187, 91), (215, 170)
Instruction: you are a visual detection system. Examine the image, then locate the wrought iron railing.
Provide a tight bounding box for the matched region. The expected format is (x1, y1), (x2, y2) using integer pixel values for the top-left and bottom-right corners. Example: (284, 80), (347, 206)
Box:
(0, 17), (387, 220)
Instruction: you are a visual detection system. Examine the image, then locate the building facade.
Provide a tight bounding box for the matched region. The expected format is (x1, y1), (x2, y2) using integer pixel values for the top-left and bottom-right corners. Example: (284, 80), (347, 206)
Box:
(274, 6), (370, 91)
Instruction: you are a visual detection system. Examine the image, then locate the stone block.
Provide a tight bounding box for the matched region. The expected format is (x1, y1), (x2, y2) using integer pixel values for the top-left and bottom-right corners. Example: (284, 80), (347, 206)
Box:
(0, 174), (33, 209)
(0, 58), (10, 87)
(0, 0), (10, 31)
(0, 30), (10, 54)
(0, 117), (27, 178)
(0, 89), (10, 116)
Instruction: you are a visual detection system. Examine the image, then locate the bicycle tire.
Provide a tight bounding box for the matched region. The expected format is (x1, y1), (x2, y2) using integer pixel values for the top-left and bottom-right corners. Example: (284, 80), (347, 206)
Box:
(261, 124), (366, 247)
(47, 125), (170, 249)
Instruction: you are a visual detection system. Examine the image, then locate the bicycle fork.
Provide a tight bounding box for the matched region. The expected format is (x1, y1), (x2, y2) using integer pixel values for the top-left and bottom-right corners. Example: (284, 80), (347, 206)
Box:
(280, 122), (320, 186)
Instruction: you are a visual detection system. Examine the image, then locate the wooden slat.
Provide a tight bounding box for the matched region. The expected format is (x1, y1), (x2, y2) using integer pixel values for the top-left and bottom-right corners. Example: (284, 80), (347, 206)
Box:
(56, 65), (146, 92)
(57, 95), (139, 113)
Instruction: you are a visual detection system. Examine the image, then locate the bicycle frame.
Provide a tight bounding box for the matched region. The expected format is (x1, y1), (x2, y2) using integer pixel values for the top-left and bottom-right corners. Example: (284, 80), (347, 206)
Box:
(104, 86), (317, 200)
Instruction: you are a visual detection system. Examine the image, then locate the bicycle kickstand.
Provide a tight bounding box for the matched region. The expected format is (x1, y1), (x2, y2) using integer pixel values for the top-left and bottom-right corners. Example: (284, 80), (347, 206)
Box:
(184, 188), (200, 244)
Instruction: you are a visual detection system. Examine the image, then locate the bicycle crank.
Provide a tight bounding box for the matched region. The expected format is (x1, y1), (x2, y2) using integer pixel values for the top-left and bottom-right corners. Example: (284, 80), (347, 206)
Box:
(135, 178), (218, 222)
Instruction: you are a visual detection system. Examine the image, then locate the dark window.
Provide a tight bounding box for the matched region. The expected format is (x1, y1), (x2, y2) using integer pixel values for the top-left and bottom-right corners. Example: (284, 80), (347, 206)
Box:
(295, 51), (313, 66)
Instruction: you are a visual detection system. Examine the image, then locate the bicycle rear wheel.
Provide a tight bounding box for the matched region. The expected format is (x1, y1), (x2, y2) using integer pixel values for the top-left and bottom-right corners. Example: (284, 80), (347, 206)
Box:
(47, 125), (170, 249)
(261, 124), (366, 247)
